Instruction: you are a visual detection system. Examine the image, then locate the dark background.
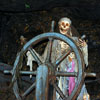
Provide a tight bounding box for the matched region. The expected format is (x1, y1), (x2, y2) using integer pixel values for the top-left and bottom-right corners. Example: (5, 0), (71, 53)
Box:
(0, 0), (100, 100)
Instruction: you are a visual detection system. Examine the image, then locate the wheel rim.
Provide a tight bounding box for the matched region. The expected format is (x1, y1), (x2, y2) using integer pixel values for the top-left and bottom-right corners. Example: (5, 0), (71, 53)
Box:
(12, 32), (84, 100)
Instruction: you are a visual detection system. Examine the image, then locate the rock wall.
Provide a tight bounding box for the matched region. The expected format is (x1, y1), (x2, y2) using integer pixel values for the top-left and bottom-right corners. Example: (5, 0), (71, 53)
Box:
(0, 0), (100, 19)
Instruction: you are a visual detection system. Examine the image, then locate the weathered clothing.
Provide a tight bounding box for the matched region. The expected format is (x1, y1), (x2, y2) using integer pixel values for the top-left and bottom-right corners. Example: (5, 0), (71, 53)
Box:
(46, 38), (89, 100)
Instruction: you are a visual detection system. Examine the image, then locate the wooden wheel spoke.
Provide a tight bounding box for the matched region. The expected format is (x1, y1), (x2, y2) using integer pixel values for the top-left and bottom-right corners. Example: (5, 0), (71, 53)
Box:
(4, 70), (37, 76)
(55, 48), (71, 67)
(55, 71), (77, 77)
(22, 82), (36, 97)
(45, 38), (53, 62)
(28, 48), (42, 65)
(53, 83), (66, 99)
(19, 71), (37, 75)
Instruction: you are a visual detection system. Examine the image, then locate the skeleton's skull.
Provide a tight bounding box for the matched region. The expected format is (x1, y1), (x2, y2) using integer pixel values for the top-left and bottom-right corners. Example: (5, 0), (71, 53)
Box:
(58, 17), (71, 35)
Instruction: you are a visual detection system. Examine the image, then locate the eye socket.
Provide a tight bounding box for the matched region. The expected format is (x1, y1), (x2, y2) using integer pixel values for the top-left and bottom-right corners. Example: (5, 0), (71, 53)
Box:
(61, 22), (65, 26)
(66, 23), (69, 26)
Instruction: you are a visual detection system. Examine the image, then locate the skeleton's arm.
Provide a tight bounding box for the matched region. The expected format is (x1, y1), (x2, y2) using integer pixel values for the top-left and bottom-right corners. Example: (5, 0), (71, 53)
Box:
(78, 39), (88, 67)
(72, 36), (88, 67)
(81, 43), (88, 67)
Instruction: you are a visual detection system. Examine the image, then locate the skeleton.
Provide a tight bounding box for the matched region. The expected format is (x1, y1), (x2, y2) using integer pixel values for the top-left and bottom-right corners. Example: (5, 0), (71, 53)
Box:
(26, 17), (89, 99)
(58, 17), (88, 67)
(57, 17), (90, 100)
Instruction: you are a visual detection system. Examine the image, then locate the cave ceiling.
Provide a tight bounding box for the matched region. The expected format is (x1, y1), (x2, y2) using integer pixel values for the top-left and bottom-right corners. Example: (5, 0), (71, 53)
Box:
(0, 0), (100, 19)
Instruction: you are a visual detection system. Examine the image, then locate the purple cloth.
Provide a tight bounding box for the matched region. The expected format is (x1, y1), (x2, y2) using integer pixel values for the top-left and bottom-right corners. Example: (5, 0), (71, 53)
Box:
(67, 60), (75, 95)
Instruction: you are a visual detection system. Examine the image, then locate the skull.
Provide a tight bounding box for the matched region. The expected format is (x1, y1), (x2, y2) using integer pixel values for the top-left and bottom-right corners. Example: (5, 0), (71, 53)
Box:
(58, 17), (71, 35)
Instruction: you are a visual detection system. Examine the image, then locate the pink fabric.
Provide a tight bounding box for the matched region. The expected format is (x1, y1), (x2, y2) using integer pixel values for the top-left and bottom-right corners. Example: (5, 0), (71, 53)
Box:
(67, 60), (75, 96)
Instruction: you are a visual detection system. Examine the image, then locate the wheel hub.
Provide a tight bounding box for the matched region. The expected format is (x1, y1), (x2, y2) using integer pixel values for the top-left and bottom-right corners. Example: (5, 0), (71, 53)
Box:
(45, 63), (56, 83)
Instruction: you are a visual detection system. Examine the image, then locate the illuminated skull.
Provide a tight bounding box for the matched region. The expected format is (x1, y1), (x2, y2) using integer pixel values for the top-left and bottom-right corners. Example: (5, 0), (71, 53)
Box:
(58, 17), (71, 35)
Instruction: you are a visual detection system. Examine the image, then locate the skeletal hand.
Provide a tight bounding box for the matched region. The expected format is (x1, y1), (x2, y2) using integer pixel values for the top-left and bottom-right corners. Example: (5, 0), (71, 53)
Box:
(77, 39), (87, 47)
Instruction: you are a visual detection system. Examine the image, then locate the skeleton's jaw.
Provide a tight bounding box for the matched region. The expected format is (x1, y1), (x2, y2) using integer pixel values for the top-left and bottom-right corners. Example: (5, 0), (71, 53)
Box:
(59, 28), (69, 35)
